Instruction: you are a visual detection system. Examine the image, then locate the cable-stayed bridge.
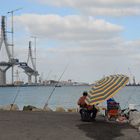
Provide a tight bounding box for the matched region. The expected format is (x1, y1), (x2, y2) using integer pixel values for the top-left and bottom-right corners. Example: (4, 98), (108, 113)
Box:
(0, 16), (39, 86)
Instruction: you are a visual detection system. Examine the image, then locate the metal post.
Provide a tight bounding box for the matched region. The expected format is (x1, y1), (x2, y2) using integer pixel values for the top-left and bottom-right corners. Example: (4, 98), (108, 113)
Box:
(11, 11), (14, 58)
(7, 8), (22, 85)
(11, 11), (14, 85)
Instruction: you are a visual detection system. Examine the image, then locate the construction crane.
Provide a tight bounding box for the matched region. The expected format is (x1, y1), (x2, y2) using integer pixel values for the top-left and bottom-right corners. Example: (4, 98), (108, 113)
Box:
(7, 8), (22, 84)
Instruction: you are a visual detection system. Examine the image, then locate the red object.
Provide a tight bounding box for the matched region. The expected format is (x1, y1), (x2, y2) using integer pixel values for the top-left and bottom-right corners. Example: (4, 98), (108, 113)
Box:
(77, 96), (87, 107)
(106, 109), (119, 120)
(77, 96), (93, 110)
(108, 109), (118, 116)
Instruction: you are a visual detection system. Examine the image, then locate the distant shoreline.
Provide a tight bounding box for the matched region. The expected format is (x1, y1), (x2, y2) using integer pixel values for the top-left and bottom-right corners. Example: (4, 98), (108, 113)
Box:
(126, 84), (140, 87)
(0, 84), (90, 88)
(1, 84), (140, 88)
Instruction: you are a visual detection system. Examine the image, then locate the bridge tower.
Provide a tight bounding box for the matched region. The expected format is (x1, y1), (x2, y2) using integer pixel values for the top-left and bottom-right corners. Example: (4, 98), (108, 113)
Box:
(0, 16), (18, 85)
(26, 41), (38, 84)
(18, 41), (39, 85)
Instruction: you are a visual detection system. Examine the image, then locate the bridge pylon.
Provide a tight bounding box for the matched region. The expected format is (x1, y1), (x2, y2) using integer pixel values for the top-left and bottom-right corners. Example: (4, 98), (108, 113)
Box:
(0, 16), (18, 85)
(27, 41), (39, 84)
(19, 41), (39, 85)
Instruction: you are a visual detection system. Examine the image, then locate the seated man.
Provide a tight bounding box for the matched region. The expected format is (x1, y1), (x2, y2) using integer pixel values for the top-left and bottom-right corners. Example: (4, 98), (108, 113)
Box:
(78, 91), (98, 120)
(77, 91), (88, 108)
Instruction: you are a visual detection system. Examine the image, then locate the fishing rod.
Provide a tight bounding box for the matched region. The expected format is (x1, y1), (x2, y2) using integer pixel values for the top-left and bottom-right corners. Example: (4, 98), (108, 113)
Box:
(43, 64), (69, 108)
(10, 70), (21, 110)
(10, 85), (21, 110)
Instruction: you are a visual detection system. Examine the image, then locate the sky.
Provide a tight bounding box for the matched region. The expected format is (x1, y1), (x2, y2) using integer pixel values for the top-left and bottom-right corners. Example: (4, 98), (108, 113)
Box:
(0, 0), (140, 84)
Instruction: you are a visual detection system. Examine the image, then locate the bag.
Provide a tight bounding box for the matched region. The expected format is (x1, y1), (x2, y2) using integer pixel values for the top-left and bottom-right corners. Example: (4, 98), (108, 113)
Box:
(80, 108), (91, 122)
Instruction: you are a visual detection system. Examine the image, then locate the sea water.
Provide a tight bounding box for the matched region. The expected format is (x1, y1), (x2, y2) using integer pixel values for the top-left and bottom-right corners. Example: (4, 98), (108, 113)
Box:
(0, 86), (140, 111)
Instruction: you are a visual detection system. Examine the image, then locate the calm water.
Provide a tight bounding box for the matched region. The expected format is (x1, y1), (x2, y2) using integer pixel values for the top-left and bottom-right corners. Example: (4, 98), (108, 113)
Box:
(0, 86), (140, 110)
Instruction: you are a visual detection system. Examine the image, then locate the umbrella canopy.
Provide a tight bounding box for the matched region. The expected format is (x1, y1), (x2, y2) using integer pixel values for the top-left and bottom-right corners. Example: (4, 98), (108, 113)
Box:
(85, 74), (129, 105)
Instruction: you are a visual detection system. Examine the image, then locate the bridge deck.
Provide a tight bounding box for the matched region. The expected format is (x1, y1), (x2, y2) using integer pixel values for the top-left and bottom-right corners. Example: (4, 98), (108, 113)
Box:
(19, 62), (39, 75)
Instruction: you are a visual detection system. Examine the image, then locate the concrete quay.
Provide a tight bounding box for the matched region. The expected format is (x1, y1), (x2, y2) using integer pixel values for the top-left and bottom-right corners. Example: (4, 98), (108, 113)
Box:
(0, 111), (139, 140)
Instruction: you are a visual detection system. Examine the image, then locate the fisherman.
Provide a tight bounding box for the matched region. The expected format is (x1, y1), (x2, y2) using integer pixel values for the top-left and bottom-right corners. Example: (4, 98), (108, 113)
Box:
(77, 91), (88, 108)
(78, 91), (98, 120)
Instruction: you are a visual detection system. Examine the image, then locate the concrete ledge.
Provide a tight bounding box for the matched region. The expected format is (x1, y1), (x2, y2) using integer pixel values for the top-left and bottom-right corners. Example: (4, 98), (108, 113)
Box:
(55, 107), (65, 112)
(67, 108), (77, 112)
(0, 104), (19, 111)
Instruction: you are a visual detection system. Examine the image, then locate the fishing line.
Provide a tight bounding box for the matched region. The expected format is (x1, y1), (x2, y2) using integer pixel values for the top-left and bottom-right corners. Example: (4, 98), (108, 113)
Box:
(43, 64), (69, 108)
(46, 70), (52, 81)
(128, 67), (132, 77)
(123, 68), (136, 110)
(123, 92), (134, 110)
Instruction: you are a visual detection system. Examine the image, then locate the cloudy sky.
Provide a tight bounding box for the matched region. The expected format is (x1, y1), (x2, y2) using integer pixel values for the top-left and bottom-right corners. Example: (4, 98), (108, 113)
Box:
(0, 0), (140, 84)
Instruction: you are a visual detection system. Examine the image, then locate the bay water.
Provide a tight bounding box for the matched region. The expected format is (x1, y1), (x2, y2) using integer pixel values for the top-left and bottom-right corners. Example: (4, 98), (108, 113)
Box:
(0, 86), (140, 111)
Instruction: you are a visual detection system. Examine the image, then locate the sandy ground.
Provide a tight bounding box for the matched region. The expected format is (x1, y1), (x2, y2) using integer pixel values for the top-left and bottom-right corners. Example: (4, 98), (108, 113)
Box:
(0, 111), (139, 140)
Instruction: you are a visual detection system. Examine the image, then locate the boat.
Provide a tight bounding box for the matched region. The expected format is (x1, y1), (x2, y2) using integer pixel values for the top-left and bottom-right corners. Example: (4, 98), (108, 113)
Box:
(55, 85), (62, 87)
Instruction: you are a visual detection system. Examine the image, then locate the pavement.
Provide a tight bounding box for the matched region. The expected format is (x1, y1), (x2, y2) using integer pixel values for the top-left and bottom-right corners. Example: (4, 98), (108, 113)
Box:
(0, 111), (139, 140)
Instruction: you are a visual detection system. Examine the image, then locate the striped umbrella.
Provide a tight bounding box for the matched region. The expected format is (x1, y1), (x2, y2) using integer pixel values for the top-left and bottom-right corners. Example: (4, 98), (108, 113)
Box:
(85, 74), (129, 105)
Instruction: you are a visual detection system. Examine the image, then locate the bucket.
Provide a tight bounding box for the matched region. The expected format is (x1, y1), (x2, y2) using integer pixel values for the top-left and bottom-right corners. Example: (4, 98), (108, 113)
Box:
(128, 104), (136, 110)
